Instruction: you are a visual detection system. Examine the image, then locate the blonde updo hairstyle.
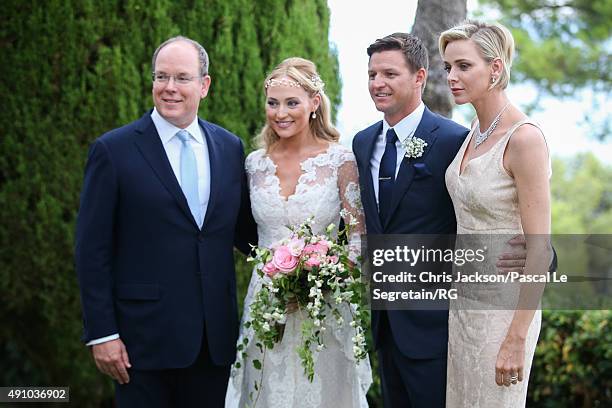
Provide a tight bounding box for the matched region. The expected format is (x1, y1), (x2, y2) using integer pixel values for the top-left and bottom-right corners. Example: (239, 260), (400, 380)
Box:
(257, 57), (339, 151)
(439, 20), (514, 90)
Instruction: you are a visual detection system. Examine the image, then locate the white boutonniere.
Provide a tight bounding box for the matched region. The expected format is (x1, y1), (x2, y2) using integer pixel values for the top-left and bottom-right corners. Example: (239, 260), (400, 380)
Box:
(401, 135), (428, 159)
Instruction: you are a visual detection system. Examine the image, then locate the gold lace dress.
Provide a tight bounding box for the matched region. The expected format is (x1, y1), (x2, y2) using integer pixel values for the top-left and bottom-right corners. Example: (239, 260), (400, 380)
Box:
(444, 119), (548, 407)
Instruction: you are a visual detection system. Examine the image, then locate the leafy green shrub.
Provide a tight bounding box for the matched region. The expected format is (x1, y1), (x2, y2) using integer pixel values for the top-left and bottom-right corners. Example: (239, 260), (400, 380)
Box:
(528, 310), (611, 407)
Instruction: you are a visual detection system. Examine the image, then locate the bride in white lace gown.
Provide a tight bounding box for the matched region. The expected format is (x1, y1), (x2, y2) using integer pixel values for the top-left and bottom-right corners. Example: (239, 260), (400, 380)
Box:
(225, 58), (372, 407)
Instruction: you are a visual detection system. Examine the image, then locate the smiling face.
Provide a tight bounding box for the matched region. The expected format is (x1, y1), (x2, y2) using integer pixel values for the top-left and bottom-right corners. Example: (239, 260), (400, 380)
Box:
(443, 39), (497, 105)
(152, 41), (210, 128)
(265, 77), (320, 141)
(368, 50), (426, 126)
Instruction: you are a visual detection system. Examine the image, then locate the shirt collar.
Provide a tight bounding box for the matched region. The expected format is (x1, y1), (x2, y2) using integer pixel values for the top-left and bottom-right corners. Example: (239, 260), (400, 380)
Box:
(151, 108), (204, 145)
(381, 102), (425, 143)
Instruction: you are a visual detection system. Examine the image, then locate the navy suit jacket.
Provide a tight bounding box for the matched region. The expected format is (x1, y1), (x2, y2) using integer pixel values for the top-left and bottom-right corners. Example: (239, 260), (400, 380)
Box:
(353, 107), (469, 359)
(75, 111), (256, 369)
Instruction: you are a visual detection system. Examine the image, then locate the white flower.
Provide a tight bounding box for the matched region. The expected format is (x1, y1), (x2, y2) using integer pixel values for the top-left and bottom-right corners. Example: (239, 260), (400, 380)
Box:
(314, 319), (321, 327)
(262, 322), (270, 331)
(317, 344), (325, 351)
(401, 135), (428, 159)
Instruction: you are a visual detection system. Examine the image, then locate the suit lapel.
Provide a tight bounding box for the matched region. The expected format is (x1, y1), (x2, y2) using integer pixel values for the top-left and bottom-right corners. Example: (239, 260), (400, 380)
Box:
(357, 122), (384, 232)
(385, 107), (439, 228)
(133, 113), (196, 226)
(199, 119), (223, 228)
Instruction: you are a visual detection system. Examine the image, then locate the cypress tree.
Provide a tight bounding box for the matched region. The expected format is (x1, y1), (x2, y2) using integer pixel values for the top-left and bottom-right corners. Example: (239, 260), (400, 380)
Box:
(0, 1), (340, 405)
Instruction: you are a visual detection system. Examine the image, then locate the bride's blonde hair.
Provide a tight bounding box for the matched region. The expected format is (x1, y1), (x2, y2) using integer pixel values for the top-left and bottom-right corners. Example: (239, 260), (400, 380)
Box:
(256, 57), (339, 151)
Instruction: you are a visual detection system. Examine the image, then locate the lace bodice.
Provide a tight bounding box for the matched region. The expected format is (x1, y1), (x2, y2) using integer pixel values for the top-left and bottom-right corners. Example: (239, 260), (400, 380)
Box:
(246, 143), (365, 256)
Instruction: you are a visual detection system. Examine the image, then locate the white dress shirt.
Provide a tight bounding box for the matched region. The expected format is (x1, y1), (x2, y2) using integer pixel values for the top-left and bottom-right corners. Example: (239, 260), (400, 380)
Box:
(87, 109), (211, 346)
(369, 102), (425, 206)
(151, 108), (211, 227)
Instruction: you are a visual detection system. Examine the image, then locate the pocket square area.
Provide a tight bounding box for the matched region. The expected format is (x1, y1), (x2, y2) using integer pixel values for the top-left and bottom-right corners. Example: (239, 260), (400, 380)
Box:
(413, 162), (432, 179)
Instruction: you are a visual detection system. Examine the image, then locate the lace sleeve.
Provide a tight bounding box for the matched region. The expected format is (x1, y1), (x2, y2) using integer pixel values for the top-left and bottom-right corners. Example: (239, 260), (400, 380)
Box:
(336, 151), (365, 263)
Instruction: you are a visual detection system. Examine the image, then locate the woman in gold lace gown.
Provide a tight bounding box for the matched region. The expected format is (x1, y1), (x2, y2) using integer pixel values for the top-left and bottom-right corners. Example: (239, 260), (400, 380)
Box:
(439, 21), (552, 407)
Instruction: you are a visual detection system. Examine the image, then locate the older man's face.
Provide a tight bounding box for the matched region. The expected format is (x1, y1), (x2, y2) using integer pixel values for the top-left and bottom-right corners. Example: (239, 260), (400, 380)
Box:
(152, 41), (210, 128)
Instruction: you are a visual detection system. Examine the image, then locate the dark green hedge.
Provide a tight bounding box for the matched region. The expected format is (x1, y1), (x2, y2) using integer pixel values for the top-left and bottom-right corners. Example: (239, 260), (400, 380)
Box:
(0, 1), (337, 405)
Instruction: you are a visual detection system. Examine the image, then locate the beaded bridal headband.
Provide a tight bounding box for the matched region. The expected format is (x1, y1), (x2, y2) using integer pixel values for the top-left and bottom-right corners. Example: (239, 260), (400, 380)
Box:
(264, 75), (325, 92)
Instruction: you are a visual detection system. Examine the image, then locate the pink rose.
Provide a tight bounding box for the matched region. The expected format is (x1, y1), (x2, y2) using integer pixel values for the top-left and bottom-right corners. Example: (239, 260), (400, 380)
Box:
(262, 261), (279, 277)
(318, 240), (332, 252)
(304, 255), (322, 270)
(272, 245), (299, 274)
(303, 244), (317, 255)
(304, 242), (329, 256)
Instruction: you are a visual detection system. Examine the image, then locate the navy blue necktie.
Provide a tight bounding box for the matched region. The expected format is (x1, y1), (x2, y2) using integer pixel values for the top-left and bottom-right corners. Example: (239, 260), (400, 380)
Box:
(378, 128), (398, 224)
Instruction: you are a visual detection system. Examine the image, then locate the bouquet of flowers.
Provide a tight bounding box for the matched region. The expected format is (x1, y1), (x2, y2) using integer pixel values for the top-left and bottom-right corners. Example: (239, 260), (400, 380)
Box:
(236, 212), (369, 384)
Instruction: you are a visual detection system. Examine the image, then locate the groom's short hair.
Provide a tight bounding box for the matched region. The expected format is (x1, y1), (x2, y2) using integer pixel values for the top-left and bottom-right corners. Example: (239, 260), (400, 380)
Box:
(367, 33), (429, 74)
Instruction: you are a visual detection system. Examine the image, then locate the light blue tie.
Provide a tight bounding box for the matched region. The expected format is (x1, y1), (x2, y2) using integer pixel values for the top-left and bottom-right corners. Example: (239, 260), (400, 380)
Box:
(176, 130), (201, 226)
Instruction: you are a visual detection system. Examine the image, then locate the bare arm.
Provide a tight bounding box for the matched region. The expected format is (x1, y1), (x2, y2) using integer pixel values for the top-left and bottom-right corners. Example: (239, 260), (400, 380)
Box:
(495, 123), (552, 386)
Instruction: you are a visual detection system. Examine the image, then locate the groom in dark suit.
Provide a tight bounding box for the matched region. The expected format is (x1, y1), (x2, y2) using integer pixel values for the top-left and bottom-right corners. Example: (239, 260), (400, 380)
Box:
(352, 33), (468, 407)
(75, 36), (255, 407)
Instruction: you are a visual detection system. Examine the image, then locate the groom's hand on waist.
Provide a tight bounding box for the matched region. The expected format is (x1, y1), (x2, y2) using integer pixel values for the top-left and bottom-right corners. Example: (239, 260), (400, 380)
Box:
(496, 235), (527, 274)
(91, 338), (132, 384)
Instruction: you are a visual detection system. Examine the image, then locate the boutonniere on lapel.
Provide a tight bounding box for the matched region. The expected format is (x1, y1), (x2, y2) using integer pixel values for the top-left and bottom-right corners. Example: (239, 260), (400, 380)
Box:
(401, 135), (427, 160)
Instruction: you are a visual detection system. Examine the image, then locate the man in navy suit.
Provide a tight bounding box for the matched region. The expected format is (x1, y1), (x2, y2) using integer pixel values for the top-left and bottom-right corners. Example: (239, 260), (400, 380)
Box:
(75, 36), (256, 407)
(352, 33), (468, 407)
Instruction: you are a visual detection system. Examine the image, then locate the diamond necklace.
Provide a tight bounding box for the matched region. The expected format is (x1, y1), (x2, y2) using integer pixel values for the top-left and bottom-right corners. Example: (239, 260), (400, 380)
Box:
(474, 102), (510, 149)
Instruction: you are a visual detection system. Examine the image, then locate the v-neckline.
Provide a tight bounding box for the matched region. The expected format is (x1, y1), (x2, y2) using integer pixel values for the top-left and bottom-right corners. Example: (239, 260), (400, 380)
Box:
(458, 124), (508, 177)
(265, 144), (333, 202)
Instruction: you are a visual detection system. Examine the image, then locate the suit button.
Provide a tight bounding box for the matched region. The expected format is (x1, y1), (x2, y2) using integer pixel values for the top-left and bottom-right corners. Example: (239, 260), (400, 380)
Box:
(197, 233), (204, 242)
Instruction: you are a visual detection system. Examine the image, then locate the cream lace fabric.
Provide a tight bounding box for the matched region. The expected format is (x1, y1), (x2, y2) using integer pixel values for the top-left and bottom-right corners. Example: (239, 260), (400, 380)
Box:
(225, 143), (372, 408)
(444, 120), (547, 407)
